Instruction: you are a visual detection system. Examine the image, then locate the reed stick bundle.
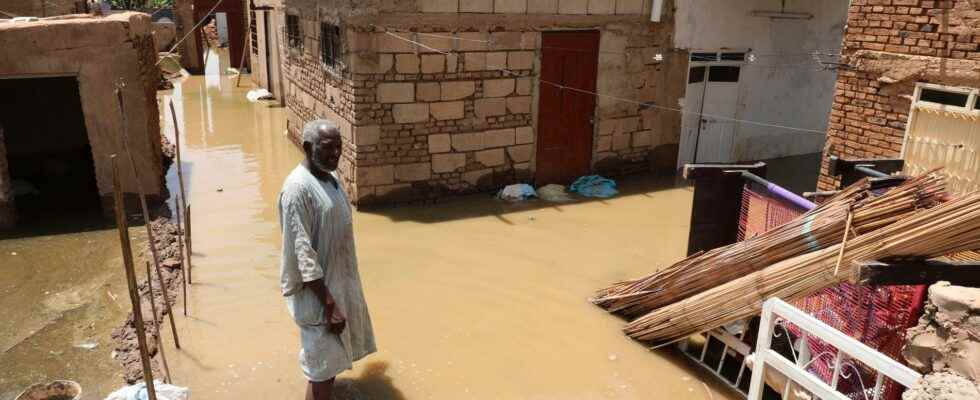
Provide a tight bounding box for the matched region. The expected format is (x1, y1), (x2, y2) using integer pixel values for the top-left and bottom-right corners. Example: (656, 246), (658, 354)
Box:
(623, 190), (980, 345)
(592, 172), (947, 318)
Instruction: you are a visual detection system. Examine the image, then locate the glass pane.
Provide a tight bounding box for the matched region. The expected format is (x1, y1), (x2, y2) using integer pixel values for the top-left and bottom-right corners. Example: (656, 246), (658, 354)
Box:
(920, 88), (969, 107)
(720, 52), (746, 61)
(689, 66), (706, 83)
(691, 52), (718, 62)
(709, 66), (741, 82)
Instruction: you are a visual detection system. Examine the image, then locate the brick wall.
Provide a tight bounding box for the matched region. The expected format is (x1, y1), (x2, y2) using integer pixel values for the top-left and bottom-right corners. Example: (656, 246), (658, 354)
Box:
(818, 0), (980, 190)
(280, 3), (681, 206)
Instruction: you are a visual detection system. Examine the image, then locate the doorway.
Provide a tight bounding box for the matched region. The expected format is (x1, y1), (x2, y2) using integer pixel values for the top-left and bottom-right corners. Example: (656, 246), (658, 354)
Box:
(535, 31), (600, 185)
(678, 52), (745, 167)
(263, 11), (276, 94)
(0, 76), (101, 230)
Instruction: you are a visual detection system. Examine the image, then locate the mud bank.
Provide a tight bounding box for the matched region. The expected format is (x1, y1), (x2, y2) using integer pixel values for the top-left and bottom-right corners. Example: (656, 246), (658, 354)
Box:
(903, 282), (980, 383)
(111, 218), (186, 384)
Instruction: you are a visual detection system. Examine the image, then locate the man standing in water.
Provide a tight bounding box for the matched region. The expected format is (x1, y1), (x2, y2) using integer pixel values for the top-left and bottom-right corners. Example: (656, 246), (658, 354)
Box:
(279, 119), (376, 400)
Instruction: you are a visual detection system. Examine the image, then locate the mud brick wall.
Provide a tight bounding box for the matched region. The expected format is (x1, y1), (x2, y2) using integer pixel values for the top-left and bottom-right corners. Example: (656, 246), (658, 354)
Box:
(817, 0), (980, 190)
(278, 1), (682, 206)
(281, 11), (360, 197)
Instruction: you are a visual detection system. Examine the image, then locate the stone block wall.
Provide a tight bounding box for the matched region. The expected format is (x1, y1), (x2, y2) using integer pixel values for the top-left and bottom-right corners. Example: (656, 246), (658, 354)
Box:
(280, 1), (681, 206)
(817, 0), (980, 190)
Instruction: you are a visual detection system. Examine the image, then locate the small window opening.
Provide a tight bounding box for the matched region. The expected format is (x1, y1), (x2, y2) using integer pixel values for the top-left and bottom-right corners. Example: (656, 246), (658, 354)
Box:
(919, 88), (969, 107)
(709, 66), (741, 82)
(320, 23), (342, 68)
(250, 11), (258, 55)
(286, 15), (302, 50)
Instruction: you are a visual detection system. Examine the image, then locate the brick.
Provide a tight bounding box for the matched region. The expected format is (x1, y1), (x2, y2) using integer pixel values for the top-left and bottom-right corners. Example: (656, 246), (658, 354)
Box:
(632, 130), (652, 147)
(432, 153), (466, 173)
(507, 144), (533, 163)
(475, 98), (507, 118)
(430, 101), (465, 120)
(419, 33), (454, 53)
(490, 32), (525, 50)
(527, 0), (558, 14)
(508, 51), (535, 70)
(457, 32), (490, 51)
(446, 54), (459, 73)
(395, 54), (420, 73)
(507, 96), (532, 114)
(516, 126), (534, 144)
(615, 0), (643, 14)
(417, 82), (441, 102)
(452, 132), (486, 151)
(559, 0), (588, 14)
(429, 134), (452, 153)
(460, 0), (492, 12)
(393, 103), (430, 123)
(486, 51), (508, 70)
(420, 54), (446, 73)
(464, 52), (486, 71)
(588, 0), (615, 14)
(350, 53), (393, 73)
(484, 128), (516, 147)
(595, 135), (612, 152)
(483, 78), (515, 97)
(354, 125), (381, 146)
(494, 0), (527, 13)
(441, 81), (476, 100)
(476, 148), (506, 167)
(528, 0), (558, 13)
(358, 165), (394, 186)
(377, 33), (415, 53)
(462, 168), (492, 186)
(395, 163), (432, 182)
(612, 132), (630, 150)
(419, 0), (458, 12)
(377, 82), (415, 103)
(516, 77), (533, 95)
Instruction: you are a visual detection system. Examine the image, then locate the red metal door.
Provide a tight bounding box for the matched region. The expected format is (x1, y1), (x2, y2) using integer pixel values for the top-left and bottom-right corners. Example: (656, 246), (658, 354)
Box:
(535, 31), (600, 185)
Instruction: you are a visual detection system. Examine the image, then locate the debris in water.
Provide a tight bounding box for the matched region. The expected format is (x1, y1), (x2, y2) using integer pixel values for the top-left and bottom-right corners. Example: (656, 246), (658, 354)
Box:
(10, 252), (17, 255)
(608, 354), (618, 361)
(217, 187), (224, 192)
(74, 341), (98, 350)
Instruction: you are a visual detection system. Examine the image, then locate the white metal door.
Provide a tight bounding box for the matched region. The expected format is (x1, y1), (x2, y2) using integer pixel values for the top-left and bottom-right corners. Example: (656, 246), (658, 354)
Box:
(696, 65), (741, 163)
(678, 62), (742, 167)
(902, 84), (980, 195)
(678, 66), (707, 168)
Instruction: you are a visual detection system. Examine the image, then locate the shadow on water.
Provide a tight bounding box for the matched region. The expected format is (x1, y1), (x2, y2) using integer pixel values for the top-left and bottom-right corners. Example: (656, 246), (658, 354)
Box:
(360, 173), (688, 225)
(332, 361), (406, 400)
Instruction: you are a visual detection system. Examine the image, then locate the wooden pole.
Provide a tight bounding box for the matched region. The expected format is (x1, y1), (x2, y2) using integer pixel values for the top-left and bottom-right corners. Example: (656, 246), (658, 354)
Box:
(145, 261), (172, 384)
(185, 203), (192, 285)
(115, 84), (184, 337)
(167, 100), (190, 314)
(110, 155), (158, 400)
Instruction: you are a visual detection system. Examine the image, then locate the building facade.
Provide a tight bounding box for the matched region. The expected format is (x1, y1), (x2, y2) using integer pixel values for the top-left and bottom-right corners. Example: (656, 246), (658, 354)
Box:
(248, 0), (850, 206)
(818, 0), (980, 193)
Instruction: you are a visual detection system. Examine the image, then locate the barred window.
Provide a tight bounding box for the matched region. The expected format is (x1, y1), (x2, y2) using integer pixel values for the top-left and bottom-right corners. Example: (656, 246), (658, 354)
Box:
(320, 23), (342, 68)
(249, 11), (258, 55)
(286, 14), (302, 50)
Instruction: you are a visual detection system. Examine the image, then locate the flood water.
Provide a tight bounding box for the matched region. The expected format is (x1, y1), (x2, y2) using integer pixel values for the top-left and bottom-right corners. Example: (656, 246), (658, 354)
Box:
(154, 49), (738, 400)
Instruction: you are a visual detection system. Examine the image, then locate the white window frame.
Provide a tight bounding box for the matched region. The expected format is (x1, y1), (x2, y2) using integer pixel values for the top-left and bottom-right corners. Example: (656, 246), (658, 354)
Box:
(900, 83), (980, 159)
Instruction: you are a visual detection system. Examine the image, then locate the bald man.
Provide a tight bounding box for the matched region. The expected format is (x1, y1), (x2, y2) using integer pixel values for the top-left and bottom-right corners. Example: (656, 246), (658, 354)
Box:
(278, 119), (376, 400)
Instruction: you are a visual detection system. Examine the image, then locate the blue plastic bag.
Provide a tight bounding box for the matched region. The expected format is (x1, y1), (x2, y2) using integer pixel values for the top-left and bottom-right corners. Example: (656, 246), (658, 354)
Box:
(569, 175), (618, 198)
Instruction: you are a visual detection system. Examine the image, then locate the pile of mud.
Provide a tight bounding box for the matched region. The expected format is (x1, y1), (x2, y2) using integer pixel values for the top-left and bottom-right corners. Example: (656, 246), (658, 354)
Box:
(903, 282), (980, 383)
(111, 218), (186, 384)
(903, 372), (980, 400)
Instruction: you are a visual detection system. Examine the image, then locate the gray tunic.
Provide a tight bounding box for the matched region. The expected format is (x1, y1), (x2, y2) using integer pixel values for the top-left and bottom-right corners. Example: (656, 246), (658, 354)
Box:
(278, 165), (376, 382)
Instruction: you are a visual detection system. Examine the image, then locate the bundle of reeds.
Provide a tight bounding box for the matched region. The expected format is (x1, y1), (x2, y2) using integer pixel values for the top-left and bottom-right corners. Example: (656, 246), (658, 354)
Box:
(623, 190), (980, 345)
(592, 172), (947, 318)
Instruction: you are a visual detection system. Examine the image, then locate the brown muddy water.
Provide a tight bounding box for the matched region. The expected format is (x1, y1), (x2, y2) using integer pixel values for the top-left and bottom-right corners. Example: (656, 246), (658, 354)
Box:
(2, 49), (737, 400)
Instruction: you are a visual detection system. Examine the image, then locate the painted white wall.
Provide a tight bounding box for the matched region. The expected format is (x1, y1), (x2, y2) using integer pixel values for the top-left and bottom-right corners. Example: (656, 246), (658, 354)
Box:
(674, 0), (848, 161)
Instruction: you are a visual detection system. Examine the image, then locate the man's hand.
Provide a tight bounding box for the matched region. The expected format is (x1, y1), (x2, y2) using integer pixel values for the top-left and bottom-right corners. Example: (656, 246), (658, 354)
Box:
(327, 305), (346, 334)
(305, 279), (346, 335)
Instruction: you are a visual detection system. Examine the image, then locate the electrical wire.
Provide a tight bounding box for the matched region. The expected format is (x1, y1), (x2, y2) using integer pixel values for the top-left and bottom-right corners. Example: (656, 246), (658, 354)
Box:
(381, 29), (828, 135)
(155, 0), (226, 66)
